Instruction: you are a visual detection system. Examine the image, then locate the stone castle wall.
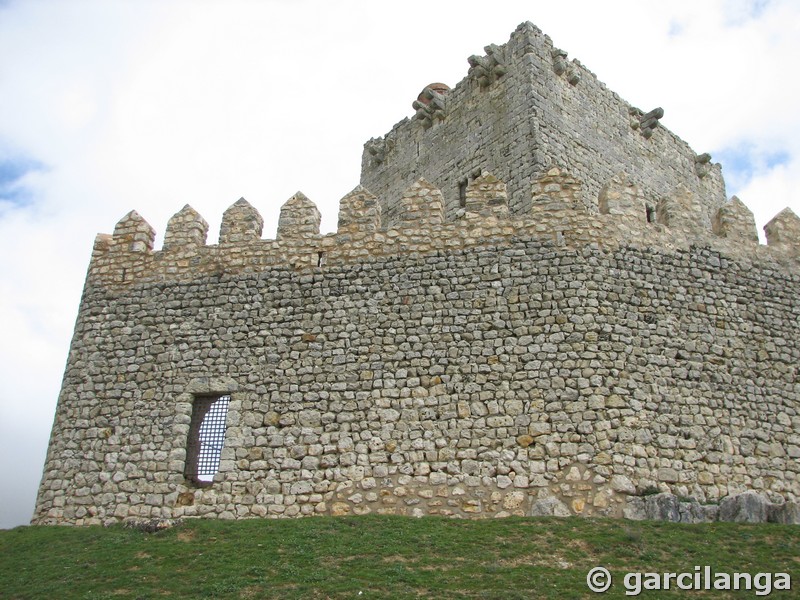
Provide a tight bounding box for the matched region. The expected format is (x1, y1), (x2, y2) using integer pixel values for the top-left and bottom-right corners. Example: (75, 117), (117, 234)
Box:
(361, 23), (726, 228)
(32, 168), (800, 525)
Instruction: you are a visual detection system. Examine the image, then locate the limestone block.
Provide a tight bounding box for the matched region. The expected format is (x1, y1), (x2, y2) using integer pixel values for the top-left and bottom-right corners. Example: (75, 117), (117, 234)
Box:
(163, 205), (209, 251)
(768, 501), (800, 524)
(219, 198), (264, 244)
(277, 192), (321, 240)
(712, 196), (758, 243)
(530, 496), (571, 517)
(719, 491), (770, 523)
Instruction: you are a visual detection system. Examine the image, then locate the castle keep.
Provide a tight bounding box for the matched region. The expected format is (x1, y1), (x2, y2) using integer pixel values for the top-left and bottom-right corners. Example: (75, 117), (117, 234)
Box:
(34, 23), (800, 525)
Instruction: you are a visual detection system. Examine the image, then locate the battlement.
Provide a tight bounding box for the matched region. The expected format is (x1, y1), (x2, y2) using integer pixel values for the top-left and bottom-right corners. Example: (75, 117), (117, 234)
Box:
(35, 21), (800, 527)
(89, 170), (798, 289)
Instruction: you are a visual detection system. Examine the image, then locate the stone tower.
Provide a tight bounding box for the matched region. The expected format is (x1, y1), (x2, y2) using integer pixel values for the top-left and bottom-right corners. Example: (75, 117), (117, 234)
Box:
(33, 23), (799, 526)
(361, 22), (726, 228)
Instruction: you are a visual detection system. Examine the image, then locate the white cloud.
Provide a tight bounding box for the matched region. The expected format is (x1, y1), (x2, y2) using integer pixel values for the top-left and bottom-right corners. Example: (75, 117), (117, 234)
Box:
(0, 0), (798, 527)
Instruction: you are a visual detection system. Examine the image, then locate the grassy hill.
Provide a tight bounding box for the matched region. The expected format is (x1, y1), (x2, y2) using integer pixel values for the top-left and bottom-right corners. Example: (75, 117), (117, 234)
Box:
(1, 515), (798, 598)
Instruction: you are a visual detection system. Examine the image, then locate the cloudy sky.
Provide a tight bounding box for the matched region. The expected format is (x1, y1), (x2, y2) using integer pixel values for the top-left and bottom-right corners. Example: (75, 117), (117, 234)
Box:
(1, 0), (798, 529)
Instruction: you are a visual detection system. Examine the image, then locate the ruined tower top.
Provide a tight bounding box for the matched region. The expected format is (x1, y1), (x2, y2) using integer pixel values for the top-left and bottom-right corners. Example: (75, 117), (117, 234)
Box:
(361, 21), (726, 229)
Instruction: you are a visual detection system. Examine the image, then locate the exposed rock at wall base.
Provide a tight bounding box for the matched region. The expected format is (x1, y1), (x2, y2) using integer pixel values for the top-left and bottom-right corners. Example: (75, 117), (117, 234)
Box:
(531, 496), (572, 517)
(623, 492), (799, 525)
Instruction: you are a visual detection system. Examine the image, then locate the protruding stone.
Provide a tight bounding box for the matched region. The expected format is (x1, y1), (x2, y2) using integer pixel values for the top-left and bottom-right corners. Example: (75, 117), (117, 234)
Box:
(530, 496), (571, 517)
(463, 172), (508, 219)
(277, 192), (321, 241)
(337, 185), (381, 234)
(764, 207), (800, 254)
(393, 178), (444, 227)
(598, 173), (647, 230)
(468, 44), (506, 88)
(112, 210), (155, 252)
(712, 196), (758, 244)
(164, 205), (209, 251)
(719, 491), (770, 523)
(412, 84), (449, 129)
(219, 198), (263, 245)
(531, 168), (584, 213)
(551, 48), (568, 75)
(640, 107), (664, 138)
(695, 153), (712, 178)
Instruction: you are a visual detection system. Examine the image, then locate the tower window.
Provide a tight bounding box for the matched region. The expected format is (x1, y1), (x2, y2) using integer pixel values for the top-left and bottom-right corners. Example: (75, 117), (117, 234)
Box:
(185, 395), (231, 486)
(458, 179), (468, 207)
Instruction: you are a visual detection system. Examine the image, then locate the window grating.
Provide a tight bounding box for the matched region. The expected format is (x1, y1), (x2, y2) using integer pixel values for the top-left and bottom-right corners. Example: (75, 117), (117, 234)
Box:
(185, 395), (231, 485)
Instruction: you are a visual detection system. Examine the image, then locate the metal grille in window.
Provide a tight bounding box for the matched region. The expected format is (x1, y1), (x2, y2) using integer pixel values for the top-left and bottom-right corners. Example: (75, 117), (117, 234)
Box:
(185, 395), (231, 485)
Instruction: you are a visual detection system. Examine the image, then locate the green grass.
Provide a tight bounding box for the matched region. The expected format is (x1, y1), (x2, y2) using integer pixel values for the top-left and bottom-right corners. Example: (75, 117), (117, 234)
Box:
(1, 516), (798, 598)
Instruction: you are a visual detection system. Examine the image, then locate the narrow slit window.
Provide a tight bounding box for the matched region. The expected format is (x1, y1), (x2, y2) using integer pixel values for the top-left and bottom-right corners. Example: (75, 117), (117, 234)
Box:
(185, 395), (231, 486)
(458, 179), (468, 207)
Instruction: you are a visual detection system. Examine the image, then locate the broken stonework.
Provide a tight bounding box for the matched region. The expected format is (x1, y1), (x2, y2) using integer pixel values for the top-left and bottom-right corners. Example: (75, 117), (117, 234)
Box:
(624, 492), (796, 525)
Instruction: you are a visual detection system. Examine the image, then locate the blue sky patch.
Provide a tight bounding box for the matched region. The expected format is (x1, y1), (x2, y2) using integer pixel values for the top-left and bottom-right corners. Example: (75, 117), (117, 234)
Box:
(0, 156), (46, 207)
(715, 144), (790, 191)
(667, 20), (684, 38)
(723, 0), (772, 26)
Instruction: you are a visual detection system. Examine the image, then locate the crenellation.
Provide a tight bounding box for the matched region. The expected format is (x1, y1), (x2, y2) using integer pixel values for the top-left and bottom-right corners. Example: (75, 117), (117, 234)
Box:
(393, 178), (445, 227)
(219, 198), (264, 245)
(764, 208), (800, 256)
(462, 172), (508, 220)
(112, 210), (155, 253)
(713, 196), (758, 244)
(81, 174), (797, 292)
(34, 21), (800, 527)
(163, 205), (209, 251)
(657, 184), (708, 234)
(277, 192), (321, 241)
(531, 167), (585, 213)
(337, 185), (382, 235)
(598, 173), (647, 232)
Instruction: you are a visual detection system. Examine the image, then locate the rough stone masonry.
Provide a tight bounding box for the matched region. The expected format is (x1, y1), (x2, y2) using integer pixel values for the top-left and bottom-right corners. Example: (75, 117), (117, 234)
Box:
(34, 22), (800, 526)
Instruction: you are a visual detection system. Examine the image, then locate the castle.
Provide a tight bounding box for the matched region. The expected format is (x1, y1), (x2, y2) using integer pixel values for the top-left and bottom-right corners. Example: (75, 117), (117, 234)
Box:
(33, 23), (800, 525)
